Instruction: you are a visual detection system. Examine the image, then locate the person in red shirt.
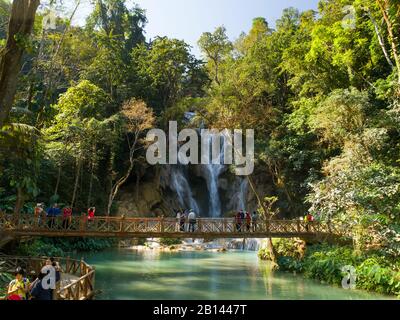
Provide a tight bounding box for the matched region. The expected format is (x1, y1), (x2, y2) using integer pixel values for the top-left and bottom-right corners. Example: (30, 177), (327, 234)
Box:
(34, 203), (44, 226)
(245, 212), (251, 232)
(87, 207), (95, 222)
(63, 206), (72, 229)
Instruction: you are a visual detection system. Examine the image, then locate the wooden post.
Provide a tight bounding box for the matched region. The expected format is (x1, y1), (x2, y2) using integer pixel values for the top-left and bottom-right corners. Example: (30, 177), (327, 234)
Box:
(160, 216), (164, 233)
(91, 266), (95, 299)
(80, 214), (86, 231)
(119, 215), (125, 232)
(66, 256), (70, 274)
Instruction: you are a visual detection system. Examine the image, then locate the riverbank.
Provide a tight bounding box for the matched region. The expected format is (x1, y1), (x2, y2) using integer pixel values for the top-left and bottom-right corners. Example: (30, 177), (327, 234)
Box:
(260, 239), (400, 298)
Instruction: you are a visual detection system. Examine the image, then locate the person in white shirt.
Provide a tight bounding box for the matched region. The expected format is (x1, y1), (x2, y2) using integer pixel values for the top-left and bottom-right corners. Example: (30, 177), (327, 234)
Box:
(188, 210), (196, 232)
(176, 210), (181, 231)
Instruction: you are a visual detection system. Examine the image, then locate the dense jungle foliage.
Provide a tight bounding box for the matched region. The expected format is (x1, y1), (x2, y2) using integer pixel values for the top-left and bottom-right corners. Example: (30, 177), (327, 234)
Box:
(0, 0), (400, 262)
(260, 239), (400, 297)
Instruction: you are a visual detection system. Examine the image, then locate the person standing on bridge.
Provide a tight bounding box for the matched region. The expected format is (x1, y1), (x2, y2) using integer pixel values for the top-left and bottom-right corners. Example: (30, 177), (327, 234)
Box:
(245, 211), (251, 232)
(63, 206), (72, 229)
(240, 210), (245, 232)
(304, 213), (314, 231)
(47, 203), (61, 229)
(175, 209), (181, 232)
(188, 209), (196, 232)
(252, 211), (258, 232)
(88, 207), (95, 223)
(235, 211), (242, 232)
(34, 203), (44, 226)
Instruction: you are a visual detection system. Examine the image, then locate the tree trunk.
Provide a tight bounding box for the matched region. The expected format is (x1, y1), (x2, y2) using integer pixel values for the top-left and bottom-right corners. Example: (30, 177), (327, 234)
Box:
(246, 175), (269, 218)
(107, 159), (134, 216)
(377, 0), (400, 86)
(87, 159), (95, 208)
(106, 179), (113, 216)
(0, 0), (40, 127)
(245, 175), (278, 264)
(54, 163), (62, 197)
(14, 186), (25, 219)
(71, 156), (82, 208)
(265, 238), (277, 264)
(367, 9), (395, 69)
(135, 172), (140, 202)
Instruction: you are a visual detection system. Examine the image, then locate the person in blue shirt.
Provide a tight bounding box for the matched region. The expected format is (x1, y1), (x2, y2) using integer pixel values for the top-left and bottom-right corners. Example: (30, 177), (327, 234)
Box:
(47, 203), (61, 228)
(30, 271), (52, 300)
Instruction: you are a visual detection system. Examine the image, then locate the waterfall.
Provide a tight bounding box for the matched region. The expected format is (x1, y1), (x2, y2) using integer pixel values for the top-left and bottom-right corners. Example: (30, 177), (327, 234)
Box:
(166, 119), (246, 217)
(201, 134), (226, 217)
(237, 178), (249, 211)
(170, 165), (199, 213)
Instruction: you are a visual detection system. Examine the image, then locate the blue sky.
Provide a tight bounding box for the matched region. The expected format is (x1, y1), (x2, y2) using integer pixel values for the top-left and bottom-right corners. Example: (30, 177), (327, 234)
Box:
(73, 0), (320, 57)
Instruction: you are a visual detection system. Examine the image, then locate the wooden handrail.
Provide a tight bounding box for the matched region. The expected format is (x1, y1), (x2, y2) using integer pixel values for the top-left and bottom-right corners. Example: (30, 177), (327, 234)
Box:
(0, 214), (352, 239)
(58, 270), (95, 291)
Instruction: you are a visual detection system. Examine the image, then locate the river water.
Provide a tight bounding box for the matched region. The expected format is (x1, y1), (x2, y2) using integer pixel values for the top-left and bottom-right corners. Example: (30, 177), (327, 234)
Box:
(84, 249), (391, 300)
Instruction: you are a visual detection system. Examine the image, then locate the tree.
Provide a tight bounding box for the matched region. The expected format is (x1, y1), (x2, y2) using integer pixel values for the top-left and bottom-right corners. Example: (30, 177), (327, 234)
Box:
(131, 37), (199, 113)
(309, 88), (369, 147)
(83, 35), (127, 103)
(106, 98), (155, 215)
(45, 80), (111, 208)
(0, 123), (40, 217)
(375, 0), (400, 87)
(236, 17), (271, 54)
(0, 0), (40, 127)
(198, 26), (232, 85)
(87, 0), (147, 58)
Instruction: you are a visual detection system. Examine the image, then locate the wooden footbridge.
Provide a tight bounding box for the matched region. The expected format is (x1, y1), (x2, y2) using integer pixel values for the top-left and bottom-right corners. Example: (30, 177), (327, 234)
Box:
(0, 214), (349, 241)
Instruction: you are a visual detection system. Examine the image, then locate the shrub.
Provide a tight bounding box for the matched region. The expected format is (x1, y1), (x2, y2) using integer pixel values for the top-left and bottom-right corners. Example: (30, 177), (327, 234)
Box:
(258, 238), (306, 261)
(272, 243), (400, 297)
(0, 272), (14, 299)
(14, 237), (117, 257)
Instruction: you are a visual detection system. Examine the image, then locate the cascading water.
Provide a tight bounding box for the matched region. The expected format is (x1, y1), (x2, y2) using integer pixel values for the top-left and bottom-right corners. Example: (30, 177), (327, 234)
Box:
(237, 178), (248, 211)
(167, 113), (248, 217)
(170, 165), (199, 213)
(201, 134), (226, 217)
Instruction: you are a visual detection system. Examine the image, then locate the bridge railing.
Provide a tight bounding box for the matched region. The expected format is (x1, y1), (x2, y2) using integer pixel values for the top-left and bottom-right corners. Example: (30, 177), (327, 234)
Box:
(0, 213), (350, 237)
(0, 255), (95, 300)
